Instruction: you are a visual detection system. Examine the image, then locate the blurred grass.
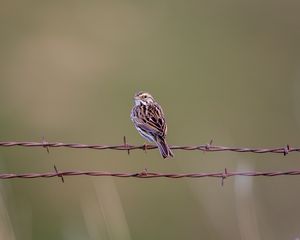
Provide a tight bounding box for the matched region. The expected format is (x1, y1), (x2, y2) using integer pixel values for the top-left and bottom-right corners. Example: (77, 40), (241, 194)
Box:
(0, 0), (300, 239)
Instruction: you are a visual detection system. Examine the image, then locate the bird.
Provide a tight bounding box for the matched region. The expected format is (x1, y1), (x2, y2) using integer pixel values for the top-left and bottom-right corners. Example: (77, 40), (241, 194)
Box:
(130, 91), (174, 158)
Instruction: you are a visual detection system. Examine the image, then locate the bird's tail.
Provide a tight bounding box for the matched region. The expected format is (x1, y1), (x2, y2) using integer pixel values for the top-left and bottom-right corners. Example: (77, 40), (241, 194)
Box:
(156, 137), (174, 159)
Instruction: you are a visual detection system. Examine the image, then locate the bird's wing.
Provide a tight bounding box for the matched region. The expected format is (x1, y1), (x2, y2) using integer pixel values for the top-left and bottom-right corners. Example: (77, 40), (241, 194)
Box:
(131, 103), (167, 137)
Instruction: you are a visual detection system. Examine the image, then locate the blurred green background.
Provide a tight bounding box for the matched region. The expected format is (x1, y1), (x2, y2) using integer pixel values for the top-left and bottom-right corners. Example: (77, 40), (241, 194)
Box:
(1, 0), (300, 239)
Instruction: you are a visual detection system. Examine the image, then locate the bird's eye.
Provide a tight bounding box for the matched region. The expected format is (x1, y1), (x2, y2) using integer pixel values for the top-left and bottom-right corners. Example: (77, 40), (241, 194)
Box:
(142, 95), (146, 98)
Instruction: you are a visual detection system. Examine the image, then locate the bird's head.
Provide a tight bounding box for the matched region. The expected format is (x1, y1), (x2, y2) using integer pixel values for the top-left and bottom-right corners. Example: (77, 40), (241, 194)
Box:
(134, 91), (155, 105)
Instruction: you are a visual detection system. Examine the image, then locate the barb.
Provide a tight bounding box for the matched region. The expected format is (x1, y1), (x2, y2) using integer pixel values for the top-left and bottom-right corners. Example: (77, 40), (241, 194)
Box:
(0, 169), (299, 179)
(42, 137), (50, 154)
(221, 168), (228, 186)
(123, 136), (130, 155)
(0, 141), (298, 155)
(54, 165), (65, 183)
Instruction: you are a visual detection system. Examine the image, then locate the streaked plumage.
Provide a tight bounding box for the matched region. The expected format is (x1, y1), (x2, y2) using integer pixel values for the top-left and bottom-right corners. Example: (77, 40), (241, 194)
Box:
(130, 91), (174, 158)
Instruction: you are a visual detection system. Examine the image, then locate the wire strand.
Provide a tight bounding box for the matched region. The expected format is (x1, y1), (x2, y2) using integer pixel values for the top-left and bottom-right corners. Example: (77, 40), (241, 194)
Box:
(0, 169), (299, 179)
(0, 141), (295, 155)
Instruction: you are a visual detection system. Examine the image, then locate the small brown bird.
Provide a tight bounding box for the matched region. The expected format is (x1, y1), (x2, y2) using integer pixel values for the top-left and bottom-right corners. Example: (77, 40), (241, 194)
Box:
(130, 91), (174, 158)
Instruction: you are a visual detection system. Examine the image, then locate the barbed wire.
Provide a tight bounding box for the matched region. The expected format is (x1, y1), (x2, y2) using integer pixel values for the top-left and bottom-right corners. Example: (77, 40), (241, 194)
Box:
(0, 169), (299, 181)
(1, 139), (299, 182)
(0, 140), (295, 155)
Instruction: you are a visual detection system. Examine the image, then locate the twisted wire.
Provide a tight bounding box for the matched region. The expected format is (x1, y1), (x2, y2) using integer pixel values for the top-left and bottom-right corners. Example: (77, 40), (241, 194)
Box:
(0, 169), (299, 179)
(0, 141), (295, 155)
(1, 140), (298, 181)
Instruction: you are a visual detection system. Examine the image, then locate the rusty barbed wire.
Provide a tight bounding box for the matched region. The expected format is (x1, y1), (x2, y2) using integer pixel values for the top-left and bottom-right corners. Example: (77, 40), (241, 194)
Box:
(1, 140), (299, 181)
(0, 169), (299, 180)
(0, 140), (296, 155)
